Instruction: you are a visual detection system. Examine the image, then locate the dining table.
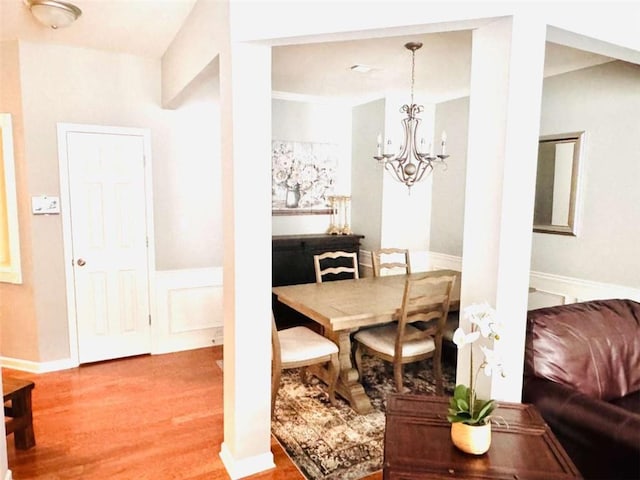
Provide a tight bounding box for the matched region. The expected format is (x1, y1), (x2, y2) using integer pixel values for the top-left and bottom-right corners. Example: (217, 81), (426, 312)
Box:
(272, 269), (461, 414)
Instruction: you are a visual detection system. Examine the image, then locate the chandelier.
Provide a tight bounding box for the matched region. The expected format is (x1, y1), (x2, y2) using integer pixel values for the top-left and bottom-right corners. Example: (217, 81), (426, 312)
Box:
(373, 42), (449, 189)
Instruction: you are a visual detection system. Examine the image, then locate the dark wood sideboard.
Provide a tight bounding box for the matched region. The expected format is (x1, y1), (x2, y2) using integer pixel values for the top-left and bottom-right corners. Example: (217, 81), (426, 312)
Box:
(272, 233), (364, 329)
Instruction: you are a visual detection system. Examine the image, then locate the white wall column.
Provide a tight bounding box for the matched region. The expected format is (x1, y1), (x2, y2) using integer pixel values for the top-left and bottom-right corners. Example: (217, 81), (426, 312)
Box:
(458, 16), (546, 402)
(219, 42), (274, 478)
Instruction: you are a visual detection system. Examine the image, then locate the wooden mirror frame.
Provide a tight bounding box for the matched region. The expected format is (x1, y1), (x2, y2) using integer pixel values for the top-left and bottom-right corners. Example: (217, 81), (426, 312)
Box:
(0, 113), (22, 283)
(533, 131), (584, 236)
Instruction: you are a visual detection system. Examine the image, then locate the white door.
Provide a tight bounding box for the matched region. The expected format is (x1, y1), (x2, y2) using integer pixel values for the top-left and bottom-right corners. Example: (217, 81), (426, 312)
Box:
(65, 130), (152, 363)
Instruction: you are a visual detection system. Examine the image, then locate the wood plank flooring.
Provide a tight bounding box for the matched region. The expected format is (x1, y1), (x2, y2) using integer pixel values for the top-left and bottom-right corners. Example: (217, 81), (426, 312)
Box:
(3, 346), (381, 480)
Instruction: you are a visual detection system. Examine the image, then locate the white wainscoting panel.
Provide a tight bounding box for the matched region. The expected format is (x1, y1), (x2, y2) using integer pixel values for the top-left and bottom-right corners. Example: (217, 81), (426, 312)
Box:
(153, 268), (224, 354)
(362, 249), (640, 305)
(528, 270), (640, 304)
(360, 249), (451, 274)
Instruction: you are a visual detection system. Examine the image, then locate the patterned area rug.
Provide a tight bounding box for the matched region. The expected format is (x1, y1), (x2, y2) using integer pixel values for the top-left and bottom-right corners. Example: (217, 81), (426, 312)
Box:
(271, 356), (456, 480)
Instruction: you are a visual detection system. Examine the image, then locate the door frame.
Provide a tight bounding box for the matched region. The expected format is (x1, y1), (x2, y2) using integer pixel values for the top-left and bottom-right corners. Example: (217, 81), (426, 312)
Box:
(57, 123), (156, 366)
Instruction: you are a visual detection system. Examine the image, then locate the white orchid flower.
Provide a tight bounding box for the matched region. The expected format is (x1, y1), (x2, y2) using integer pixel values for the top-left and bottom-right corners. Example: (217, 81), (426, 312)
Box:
(452, 327), (480, 348)
(463, 302), (493, 319)
(464, 302), (501, 340)
(480, 346), (505, 377)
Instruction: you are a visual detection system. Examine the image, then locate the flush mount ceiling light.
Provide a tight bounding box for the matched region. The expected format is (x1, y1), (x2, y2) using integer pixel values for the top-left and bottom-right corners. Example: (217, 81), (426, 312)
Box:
(350, 64), (374, 73)
(26, 0), (82, 29)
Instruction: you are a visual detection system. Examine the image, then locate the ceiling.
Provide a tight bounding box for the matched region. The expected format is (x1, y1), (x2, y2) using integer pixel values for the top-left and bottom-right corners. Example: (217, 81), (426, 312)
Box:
(272, 31), (615, 103)
(1, 0), (615, 103)
(0, 0), (198, 58)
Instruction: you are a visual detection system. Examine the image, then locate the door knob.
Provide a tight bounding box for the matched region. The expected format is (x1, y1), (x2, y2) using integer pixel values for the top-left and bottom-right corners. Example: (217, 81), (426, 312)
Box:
(76, 258), (86, 267)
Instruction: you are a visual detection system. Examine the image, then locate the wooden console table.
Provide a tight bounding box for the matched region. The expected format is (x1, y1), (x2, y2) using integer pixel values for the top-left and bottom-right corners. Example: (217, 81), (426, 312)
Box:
(383, 394), (581, 479)
(3, 377), (36, 450)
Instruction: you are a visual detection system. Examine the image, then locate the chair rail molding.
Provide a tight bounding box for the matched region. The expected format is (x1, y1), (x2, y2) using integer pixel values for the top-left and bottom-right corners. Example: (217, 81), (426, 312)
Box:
(362, 249), (640, 305)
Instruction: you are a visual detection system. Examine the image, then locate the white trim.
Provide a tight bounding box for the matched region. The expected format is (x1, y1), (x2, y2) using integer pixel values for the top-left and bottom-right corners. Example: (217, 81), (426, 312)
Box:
(219, 442), (275, 480)
(57, 123), (156, 366)
(4, 469), (12, 480)
(425, 251), (463, 272)
(363, 249), (640, 302)
(529, 270), (640, 303)
(424, 251), (640, 302)
(1, 356), (76, 374)
(272, 90), (353, 106)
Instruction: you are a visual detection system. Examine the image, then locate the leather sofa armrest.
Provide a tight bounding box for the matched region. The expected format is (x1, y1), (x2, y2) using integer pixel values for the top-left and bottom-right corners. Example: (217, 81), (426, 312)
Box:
(523, 377), (640, 479)
(523, 377), (640, 452)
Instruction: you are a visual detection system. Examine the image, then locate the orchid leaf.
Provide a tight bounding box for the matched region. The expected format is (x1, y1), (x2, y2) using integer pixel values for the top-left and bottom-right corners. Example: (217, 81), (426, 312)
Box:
(475, 399), (496, 421)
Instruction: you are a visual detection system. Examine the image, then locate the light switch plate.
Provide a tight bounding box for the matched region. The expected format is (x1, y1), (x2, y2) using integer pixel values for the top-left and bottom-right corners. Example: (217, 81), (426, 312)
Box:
(32, 195), (60, 215)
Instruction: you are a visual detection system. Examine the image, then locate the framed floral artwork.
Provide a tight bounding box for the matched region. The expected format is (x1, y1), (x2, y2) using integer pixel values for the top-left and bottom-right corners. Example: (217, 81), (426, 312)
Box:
(271, 140), (337, 215)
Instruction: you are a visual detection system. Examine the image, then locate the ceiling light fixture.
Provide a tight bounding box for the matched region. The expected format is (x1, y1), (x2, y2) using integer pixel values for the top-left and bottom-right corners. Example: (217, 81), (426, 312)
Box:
(350, 64), (373, 73)
(373, 42), (449, 190)
(26, 0), (82, 29)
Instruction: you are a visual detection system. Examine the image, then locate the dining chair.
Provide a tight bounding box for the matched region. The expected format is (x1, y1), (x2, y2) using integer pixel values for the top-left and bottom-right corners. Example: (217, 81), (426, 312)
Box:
(271, 314), (340, 415)
(313, 250), (359, 283)
(371, 248), (412, 277)
(353, 274), (456, 395)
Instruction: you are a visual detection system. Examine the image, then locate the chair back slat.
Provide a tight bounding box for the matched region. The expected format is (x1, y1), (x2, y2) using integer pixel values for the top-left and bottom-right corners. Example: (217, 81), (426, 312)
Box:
(395, 274), (456, 358)
(352, 272), (456, 395)
(314, 251), (359, 283)
(372, 248), (411, 277)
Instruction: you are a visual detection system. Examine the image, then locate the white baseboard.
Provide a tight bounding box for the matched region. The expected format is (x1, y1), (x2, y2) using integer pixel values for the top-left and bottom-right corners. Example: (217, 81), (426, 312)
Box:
(219, 442), (275, 480)
(1, 356), (76, 373)
(4, 469), (12, 480)
(3, 267), (226, 372)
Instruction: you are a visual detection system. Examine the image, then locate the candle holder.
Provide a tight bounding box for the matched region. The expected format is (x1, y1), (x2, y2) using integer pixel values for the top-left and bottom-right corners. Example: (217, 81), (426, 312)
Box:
(327, 196), (341, 235)
(327, 195), (352, 235)
(340, 195), (352, 235)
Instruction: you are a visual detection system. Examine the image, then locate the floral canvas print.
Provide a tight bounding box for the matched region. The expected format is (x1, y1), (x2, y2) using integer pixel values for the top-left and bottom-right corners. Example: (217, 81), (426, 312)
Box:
(272, 140), (337, 214)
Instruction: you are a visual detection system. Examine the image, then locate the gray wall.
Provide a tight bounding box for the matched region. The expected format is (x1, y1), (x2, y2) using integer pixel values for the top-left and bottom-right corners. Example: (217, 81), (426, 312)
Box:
(431, 96), (469, 256)
(533, 60), (640, 286)
(271, 98), (352, 235)
(351, 99), (385, 251)
(154, 70), (222, 270)
(430, 60), (640, 288)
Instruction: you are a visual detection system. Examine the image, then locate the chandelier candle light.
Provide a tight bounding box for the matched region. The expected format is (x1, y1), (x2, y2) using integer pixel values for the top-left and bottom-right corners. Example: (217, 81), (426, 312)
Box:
(374, 42), (449, 190)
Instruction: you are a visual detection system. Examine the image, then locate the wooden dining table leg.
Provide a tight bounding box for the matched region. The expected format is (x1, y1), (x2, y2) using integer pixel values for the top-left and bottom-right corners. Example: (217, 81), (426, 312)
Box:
(311, 327), (373, 414)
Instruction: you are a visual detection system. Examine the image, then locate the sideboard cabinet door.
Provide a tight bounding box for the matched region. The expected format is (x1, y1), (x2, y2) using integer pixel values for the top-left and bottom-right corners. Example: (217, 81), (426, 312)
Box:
(272, 234), (364, 286)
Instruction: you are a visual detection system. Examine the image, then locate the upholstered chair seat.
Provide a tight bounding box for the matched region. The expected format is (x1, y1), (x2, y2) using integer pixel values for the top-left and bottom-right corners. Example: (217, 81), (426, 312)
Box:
(271, 315), (340, 415)
(354, 324), (436, 358)
(278, 326), (339, 364)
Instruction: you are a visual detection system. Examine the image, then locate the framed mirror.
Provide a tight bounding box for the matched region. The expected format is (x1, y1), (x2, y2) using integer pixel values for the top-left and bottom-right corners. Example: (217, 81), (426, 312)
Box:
(533, 131), (584, 236)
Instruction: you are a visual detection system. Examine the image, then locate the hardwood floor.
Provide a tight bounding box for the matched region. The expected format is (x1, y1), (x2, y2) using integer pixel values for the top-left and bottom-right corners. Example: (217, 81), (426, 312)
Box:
(4, 346), (382, 480)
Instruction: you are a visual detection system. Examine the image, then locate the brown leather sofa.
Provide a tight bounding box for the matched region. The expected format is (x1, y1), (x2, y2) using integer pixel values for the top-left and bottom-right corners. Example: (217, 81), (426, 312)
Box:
(522, 299), (640, 480)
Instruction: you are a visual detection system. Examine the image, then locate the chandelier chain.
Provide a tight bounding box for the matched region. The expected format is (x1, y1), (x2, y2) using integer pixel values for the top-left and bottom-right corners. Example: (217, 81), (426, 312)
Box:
(410, 48), (416, 106)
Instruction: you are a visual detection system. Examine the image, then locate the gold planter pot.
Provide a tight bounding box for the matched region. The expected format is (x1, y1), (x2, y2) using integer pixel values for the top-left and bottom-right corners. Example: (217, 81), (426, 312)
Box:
(450, 421), (492, 455)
